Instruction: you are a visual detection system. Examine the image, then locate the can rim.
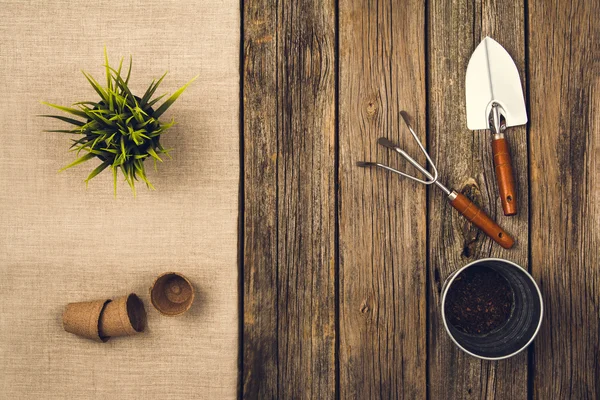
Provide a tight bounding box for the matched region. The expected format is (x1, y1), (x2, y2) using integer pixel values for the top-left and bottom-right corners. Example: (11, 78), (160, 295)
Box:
(440, 257), (544, 360)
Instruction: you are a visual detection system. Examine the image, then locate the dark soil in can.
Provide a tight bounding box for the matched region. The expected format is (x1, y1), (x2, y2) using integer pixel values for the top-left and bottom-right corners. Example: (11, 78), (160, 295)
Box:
(444, 266), (513, 335)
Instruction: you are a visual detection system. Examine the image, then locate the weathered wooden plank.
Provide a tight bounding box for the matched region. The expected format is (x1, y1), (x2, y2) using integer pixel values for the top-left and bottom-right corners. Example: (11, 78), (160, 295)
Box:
(243, 0), (279, 398)
(339, 0), (427, 398)
(529, 0), (600, 398)
(243, 0), (337, 398)
(427, 0), (529, 398)
(276, 2), (336, 398)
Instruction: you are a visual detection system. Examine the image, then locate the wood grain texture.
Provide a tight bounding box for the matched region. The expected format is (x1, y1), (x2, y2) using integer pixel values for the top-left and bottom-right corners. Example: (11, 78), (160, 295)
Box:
(529, 0), (600, 398)
(427, 0), (529, 398)
(244, 0), (599, 397)
(243, 0), (336, 398)
(339, 0), (427, 398)
(243, 0), (279, 398)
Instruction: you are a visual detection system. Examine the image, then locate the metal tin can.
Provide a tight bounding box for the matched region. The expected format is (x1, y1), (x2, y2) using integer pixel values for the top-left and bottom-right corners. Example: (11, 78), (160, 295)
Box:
(441, 258), (543, 360)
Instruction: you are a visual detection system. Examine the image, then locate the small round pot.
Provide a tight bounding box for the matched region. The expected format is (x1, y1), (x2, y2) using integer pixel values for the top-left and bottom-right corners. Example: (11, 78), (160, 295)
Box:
(441, 258), (543, 360)
(150, 272), (195, 316)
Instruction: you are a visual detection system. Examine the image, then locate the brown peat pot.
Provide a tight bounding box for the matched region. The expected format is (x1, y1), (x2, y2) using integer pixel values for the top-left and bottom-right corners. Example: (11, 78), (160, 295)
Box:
(441, 258), (543, 360)
(99, 293), (146, 338)
(150, 272), (195, 316)
(62, 299), (111, 342)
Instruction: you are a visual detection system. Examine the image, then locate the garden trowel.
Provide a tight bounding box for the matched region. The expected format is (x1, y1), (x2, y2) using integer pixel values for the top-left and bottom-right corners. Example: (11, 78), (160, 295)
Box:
(466, 36), (527, 216)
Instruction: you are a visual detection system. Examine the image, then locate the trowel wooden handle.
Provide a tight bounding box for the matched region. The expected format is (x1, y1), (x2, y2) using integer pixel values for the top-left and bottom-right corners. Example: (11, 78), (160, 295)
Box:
(492, 136), (517, 216)
(449, 192), (515, 249)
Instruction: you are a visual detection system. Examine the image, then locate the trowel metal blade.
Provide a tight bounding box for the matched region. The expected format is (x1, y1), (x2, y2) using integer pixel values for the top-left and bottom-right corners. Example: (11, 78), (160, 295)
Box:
(465, 36), (527, 130)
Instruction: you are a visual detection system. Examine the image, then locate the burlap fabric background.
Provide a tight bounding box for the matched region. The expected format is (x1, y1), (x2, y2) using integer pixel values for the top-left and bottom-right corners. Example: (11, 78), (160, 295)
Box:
(0, 1), (239, 398)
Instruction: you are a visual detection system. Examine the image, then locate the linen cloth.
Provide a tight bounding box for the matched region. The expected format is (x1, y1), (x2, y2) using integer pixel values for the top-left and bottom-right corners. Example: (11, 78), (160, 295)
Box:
(0, 1), (239, 398)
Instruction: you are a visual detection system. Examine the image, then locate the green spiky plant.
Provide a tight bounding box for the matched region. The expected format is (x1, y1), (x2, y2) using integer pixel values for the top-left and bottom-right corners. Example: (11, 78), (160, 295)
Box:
(42, 50), (197, 195)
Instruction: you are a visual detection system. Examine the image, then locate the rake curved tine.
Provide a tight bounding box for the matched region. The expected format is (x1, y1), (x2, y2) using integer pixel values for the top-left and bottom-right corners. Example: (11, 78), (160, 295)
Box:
(399, 111), (439, 184)
(377, 137), (436, 185)
(397, 149), (437, 184)
(356, 161), (430, 185)
(376, 138), (437, 185)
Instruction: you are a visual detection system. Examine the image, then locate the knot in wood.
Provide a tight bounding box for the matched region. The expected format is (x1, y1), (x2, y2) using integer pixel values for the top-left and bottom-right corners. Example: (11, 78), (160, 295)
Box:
(458, 178), (482, 258)
(366, 101), (378, 117)
(360, 300), (370, 314)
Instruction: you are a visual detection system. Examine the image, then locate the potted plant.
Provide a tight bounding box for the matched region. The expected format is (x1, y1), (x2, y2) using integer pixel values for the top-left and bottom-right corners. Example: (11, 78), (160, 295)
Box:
(42, 50), (197, 195)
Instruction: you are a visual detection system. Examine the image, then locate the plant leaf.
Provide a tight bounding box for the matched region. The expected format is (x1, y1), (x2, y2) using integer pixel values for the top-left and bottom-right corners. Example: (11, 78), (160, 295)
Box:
(104, 47), (112, 91)
(112, 165), (118, 197)
(124, 56), (132, 86)
(107, 66), (134, 101)
(133, 159), (155, 190)
(69, 136), (93, 149)
(84, 109), (114, 126)
(104, 133), (117, 146)
(81, 70), (108, 102)
(44, 129), (82, 134)
(146, 146), (163, 162)
(107, 87), (114, 112)
(42, 102), (88, 118)
(120, 164), (136, 196)
(116, 57), (124, 80)
(140, 71), (167, 107)
(85, 159), (111, 184)
(146, 93), (168, 108)
(39, 114), (85, 126)
(72, 101), (100, 107)
(152, 75), (198, 119)
(59, 152), (96, 172)
(120, 135), (127, 158)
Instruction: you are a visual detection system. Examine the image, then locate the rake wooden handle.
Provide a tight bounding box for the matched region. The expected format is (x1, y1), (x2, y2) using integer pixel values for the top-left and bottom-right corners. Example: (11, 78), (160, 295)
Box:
(449, 192), (515, 249)
(492, 136), (517, 216)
